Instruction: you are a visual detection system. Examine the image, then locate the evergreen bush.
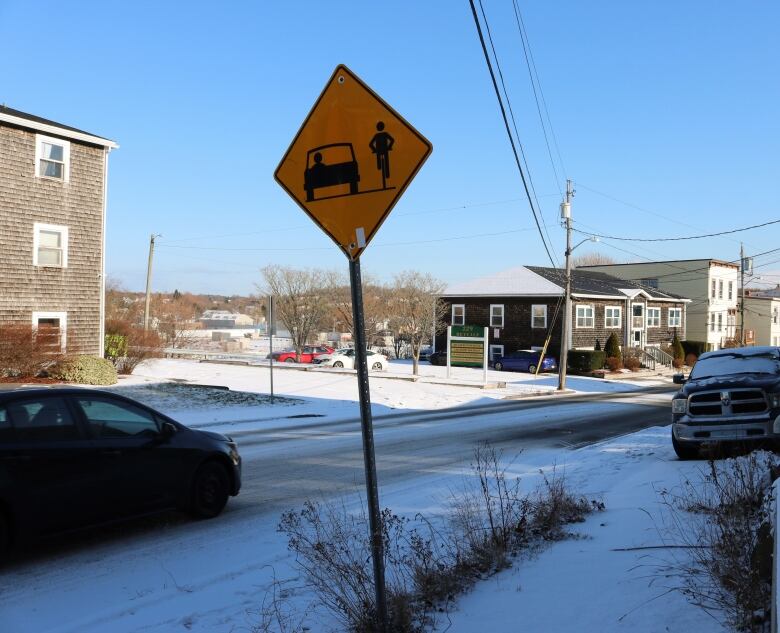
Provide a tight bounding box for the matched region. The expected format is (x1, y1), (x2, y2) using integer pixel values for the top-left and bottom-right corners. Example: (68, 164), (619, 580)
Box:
(604, 332), (622, 362)
(52, 355), (118, 385)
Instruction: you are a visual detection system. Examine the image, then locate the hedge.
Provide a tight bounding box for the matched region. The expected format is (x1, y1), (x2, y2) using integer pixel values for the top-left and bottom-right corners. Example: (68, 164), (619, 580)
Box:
(52, 355), (118, 385)
(567, 350), (606, 372)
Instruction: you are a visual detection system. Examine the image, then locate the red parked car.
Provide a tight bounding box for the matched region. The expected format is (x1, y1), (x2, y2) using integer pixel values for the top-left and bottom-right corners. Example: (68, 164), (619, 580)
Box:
(270, 345), (334, 364)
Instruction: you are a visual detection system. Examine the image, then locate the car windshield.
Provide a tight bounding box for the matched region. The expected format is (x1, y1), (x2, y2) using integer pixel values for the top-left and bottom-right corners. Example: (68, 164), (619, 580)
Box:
(689, 350), (780, 380)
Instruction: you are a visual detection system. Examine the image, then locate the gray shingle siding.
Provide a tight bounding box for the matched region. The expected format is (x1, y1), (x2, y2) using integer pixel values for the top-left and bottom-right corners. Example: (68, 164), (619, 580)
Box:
(0, 123), (106, 355)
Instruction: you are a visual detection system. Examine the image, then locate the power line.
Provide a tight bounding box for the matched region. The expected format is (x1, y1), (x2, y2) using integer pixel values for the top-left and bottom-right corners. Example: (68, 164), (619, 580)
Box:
(475, 0), (558, 266)
(572, 218), (780, 242)
(468, 0), (557, 267)
(511, 0), (564, 195)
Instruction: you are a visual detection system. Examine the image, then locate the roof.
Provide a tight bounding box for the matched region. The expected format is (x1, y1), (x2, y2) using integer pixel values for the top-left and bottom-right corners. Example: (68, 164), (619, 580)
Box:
(580, 258), (739, 270)
(0, 105), (118, 149)
(443, 266), (690, 302)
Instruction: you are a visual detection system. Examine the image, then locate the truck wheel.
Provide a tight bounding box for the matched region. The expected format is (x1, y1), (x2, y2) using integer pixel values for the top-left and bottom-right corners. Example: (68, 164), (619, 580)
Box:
(672, 434), (699, 460)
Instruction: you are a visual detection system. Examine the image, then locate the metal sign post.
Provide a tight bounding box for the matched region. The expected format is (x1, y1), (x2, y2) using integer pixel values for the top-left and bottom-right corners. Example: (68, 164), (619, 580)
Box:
(268, 295), (274, 404)
(349, 257), (387, 628)
(274, 64), (432, 632)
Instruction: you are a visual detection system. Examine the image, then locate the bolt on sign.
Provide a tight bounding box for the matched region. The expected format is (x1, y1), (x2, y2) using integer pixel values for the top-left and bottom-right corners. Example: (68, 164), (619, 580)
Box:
(274, 64), (432, 260)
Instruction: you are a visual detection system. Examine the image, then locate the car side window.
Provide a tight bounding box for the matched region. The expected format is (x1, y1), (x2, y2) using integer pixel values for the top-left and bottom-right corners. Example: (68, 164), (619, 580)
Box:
(74, 397), (160, 439)
(7, 397), (80, 441)
(0, 407), (13, 441)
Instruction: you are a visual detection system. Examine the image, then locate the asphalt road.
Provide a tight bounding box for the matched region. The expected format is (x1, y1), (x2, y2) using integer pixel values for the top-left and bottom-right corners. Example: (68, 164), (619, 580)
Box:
(228, 385), (675, 516)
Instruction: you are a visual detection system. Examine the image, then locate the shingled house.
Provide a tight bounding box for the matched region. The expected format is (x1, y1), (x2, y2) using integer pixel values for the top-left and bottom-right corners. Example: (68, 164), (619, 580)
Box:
(0, 106), (118, 355)
(436, 266), (690, 362)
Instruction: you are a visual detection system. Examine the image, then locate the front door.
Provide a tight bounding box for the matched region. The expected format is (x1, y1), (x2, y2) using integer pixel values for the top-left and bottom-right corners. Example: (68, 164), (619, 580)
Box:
(631, 303), (645, 348)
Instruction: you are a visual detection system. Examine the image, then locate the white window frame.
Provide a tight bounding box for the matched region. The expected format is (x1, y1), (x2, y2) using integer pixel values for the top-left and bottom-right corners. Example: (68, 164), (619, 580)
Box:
(728, 281), (733, 300)
(604, 305), (622, 329)
(489, 344), (504, 362)
(718, 312), (723, 332)
(711, 278), (716, 299)
(646, 307), (661, 328)
(31, 311), (67, 351)
(489, 304), (504, 328)
(718, 280), (723, 299)
(451, 304), (465, 326)
(531, 304), (547, 329)
(668, 307), (682, 328)
(575, 304), (594, 328)
(35, 134), (70, 182)
(33, 222), (69, 268)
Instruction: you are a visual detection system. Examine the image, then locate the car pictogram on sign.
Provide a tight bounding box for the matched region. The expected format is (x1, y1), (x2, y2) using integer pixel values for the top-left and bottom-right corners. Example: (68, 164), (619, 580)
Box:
(304, 143), (360, 201)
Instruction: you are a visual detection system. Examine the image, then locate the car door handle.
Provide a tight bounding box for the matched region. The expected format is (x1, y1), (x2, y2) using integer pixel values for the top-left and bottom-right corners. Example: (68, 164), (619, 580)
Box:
(100, 449), (123, 457)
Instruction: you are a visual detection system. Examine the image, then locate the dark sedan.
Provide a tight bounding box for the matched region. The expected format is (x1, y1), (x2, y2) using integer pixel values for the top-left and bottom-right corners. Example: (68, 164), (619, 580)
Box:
(0, 387), (241, 553)
(493, 350), (558, 373)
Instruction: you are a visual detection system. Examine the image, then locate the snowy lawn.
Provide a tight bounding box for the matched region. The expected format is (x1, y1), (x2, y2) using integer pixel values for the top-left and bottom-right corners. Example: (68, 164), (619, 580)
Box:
(0, 425), (726, 633)
(106, 358), (666, 433)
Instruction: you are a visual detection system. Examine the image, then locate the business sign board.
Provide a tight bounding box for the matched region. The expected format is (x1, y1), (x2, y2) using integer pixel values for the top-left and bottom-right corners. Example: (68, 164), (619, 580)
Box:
(447, 325), (489, 382)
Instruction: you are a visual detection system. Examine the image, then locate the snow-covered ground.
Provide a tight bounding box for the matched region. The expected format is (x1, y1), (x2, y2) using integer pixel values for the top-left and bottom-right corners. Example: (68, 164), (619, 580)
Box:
(0, 359), (711, 632)
(105, 358), (666, 434)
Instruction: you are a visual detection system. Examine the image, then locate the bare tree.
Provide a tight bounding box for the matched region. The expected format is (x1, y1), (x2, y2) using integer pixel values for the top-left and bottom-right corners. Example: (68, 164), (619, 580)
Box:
(388, 271), (447, 375)
(260, 265), (329, 361)
(572, 252), (618, 268)
(322, 270), (388, 346)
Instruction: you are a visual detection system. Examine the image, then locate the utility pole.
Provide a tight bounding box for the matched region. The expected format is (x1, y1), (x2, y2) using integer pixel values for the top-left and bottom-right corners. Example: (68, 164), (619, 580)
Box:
(740, 243), (745, 346)
(558, 179), (574, 391)
(143, 234), (159, 331)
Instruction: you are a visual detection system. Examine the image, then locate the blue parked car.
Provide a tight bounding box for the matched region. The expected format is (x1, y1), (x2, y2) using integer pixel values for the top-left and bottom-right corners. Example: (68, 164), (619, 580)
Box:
(493, 350), (557, 373)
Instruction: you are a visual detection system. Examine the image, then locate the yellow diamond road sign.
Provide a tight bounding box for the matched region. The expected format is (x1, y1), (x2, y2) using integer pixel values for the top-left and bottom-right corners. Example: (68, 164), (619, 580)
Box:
(274, 65), (433, 259)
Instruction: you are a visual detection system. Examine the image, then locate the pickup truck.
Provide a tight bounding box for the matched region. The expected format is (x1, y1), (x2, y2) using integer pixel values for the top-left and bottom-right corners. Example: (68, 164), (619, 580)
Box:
(671, 346), (780, 459)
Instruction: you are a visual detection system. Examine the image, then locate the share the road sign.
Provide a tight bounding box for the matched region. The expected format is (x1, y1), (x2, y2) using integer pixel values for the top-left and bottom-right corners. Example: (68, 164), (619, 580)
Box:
(274, 64), (432, 259)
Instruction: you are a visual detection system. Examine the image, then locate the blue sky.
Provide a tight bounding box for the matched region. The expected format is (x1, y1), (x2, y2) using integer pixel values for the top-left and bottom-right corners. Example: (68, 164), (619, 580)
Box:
(2, 1), (779, 294)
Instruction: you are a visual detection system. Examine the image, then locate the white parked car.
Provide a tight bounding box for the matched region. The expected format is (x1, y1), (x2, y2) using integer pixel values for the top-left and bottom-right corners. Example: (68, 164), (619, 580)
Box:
(312, 347), (352, 365)
(320, 348), (388, 371)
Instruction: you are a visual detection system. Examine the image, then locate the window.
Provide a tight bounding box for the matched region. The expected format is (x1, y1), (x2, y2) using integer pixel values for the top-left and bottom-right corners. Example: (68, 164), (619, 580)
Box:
(35, 134), (70, 181)
(710, 313), (715, 332)
(452, 304), (465, 326)
(668, 308), (682, 328)
(773, 308), (778, 325)
(75, 397), (160, 438)
(604, 306), (622, 328)
(32, 311), (67, 352)
(575, 304), (594, 328)
(718, 312), (723, 332)
(711, 279), (716, 299)
(490, 304), (504, 328)
(632, 304), (644, 329)
(718, 280), (723, 299)
(646, 307), (661, 328)
(531, 304), (547, 329)
(33, 223), (68, 268)
(6, 397), (79, 441)
(728, 282), (733, 300)
(489, 345), (504, 361)
(639, 278), (659, 289)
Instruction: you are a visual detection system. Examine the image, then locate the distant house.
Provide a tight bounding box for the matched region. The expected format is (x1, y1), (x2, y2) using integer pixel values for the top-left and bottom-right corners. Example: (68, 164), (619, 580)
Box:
(199, 310), (254, 329)
(437, 266), (689, 362)
(743, 296), (780, 347)
(580, 259), (739, 350)
(0, 105), (118, 355)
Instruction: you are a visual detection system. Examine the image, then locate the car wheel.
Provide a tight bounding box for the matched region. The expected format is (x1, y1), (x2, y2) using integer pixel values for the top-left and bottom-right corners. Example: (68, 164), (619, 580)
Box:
(494, 362), (503, 371)
(528, 364), (537, 374)
(190, 462), (230, 519)
(333, 361), (344, 368)
(371, 361), (383, 370)
(284, 358), (295, 363)
(672, 434), (699, 460)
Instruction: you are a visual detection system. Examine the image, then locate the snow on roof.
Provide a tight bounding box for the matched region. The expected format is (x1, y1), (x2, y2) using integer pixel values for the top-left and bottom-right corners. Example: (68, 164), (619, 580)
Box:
(443, 267), (563, 297)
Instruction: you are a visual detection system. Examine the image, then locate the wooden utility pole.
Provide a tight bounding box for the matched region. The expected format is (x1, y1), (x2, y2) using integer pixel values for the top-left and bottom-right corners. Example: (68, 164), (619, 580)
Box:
(143, 234), (159, 331)
(558, 179), (574, 391)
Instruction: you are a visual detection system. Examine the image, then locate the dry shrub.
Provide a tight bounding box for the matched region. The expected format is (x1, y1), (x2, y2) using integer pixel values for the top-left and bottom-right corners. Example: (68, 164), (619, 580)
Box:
(623, 356), (642, 371)
(0, 322), (67, 378)
(672, 358), (684, 369)
(606, 356), (623, 372)
(659, 451), (777, 631)
(277, 444), (602, 632)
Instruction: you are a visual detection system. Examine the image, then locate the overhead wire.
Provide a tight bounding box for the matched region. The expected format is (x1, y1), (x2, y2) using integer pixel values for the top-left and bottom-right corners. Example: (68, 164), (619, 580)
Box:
(572, 218), (780, 242)
(475, 0), (558, 266)
(468, 0), (557, 267)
